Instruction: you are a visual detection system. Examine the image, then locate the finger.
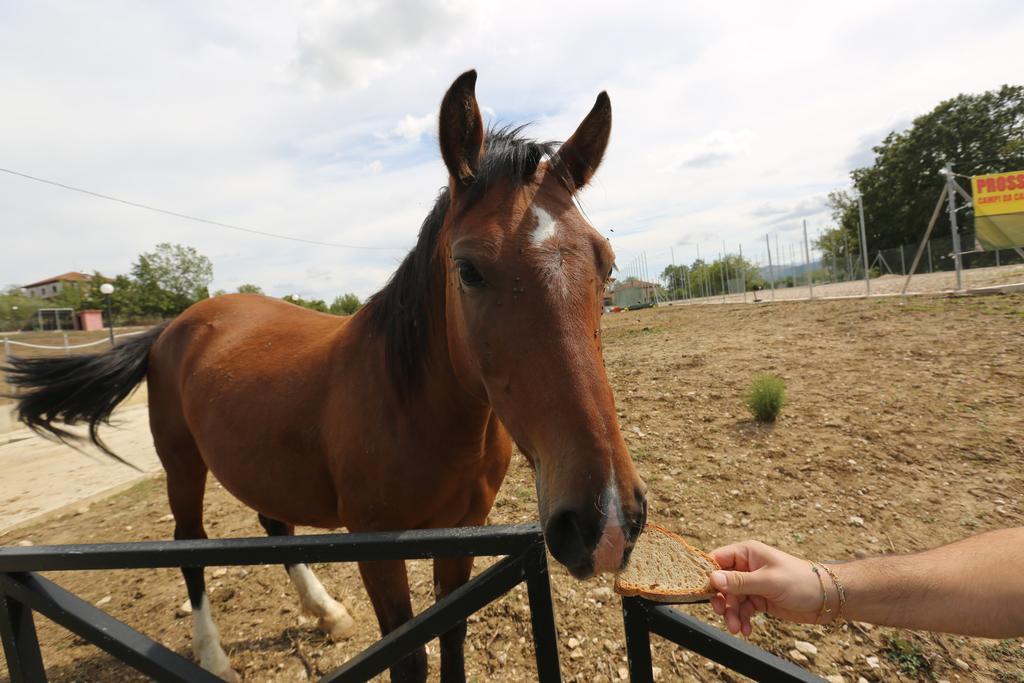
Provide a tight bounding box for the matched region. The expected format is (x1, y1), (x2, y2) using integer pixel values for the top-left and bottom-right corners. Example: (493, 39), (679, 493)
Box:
(724, 602), (742, 634)
(724, 593), (742, 634)
(712, 593), (726, 615)
(710, 542), (754, 572)
(710, 567), (776, 597)
(740, 599), (757, 636)
(751, 595), (768, 614)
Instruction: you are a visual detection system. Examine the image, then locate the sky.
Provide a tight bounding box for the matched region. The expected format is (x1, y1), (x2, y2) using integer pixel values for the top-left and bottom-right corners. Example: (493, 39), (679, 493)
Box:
(2, 0), (1023, 301)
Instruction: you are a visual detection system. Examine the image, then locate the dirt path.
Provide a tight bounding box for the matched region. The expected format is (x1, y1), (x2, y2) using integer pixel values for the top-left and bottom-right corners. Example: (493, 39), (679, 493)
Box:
(0, 404), (161, 534)
(2, 293), (1023, 682)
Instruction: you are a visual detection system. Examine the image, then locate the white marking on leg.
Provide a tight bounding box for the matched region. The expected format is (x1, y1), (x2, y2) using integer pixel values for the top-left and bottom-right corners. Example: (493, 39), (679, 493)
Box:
(593, 464), (627, 575)
(531, 206), (559, 245)
(191, 594), (238, 682)
(287, 563), (356, 641)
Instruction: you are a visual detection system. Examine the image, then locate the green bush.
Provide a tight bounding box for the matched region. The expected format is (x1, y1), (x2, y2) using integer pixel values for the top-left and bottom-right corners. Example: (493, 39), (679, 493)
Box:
(745, 374), (786, 422)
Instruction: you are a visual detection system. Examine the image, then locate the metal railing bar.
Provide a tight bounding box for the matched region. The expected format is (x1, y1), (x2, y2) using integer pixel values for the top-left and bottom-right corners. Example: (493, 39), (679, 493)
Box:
(1, 591), (47, 683)
(319, 553), (527, 683)
(621, 597), (654, 683)
(646, 603), (825, 682)
(0, 524), (542, 572)
(524, 542), (562, 682)
(0, 572), (219, 683)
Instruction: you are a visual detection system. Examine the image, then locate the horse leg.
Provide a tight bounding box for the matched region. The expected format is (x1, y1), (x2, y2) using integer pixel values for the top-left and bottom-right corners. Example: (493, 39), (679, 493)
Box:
(358, 559), (427, 683)
(256, 513), (356, 640)
(433, 556), (474, 683)
(166, 462), (239, 682)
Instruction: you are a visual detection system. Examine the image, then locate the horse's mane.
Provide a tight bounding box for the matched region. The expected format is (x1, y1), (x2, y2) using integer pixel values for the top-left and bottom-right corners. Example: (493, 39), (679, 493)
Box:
(363, 126), (559, 389)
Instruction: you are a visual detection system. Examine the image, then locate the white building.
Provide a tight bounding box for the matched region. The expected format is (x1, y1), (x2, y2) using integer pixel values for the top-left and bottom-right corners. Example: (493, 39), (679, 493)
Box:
(22, 272), (93, 299)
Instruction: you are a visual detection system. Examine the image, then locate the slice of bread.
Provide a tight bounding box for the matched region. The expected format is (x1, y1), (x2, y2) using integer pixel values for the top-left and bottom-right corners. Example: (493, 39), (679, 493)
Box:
(614, 523), (721, 603)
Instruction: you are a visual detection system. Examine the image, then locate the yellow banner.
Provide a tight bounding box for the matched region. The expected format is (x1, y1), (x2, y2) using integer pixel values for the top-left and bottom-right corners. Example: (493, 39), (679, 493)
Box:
(972, 170), (1024, 217)
(972, 170), (1024, 249)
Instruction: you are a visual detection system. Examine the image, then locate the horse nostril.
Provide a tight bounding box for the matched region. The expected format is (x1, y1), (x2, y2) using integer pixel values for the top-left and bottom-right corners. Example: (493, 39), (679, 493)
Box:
(544, 507), (595, 578)
(627, 496), (648, 544)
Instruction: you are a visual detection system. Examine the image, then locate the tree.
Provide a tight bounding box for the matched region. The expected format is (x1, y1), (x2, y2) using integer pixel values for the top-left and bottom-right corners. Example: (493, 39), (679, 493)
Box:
(131, 243), (213, 316)
(236, 283), (264, 295)
(844, 85), (1024, 250)
(0, 287), (45, 331)
(660, 264), (691, 299)
(813, 225), (860, 280)
(282, 294), (328, 312)
(329, 293), (361, 316)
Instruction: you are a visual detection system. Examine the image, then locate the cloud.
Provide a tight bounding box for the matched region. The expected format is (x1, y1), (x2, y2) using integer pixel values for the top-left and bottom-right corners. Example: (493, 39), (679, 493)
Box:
(391, 112), (438, 141)
(679, 130), (755, 169)
(289, 0), (476, 93)
(3, 1), (1024, 301)
(844, 118), (912, 170)
(751, 196), (830, 224)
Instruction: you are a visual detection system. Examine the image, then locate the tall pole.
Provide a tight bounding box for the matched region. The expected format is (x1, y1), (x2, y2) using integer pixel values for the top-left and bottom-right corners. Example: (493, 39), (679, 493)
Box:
(105, 293), (115, 347)
(857, 193), (871, 296)
(719, 251), (726, 303)
(696, 244), (704, 299)
(945, 163), (964, 291)
(844, 231), (852, 280)
(739, 243), (747, 303)
(803, 219), (814, 299)
(722, 240), (729, 302)
(765, 233), (776, 300)
(670, 247), (677, 300)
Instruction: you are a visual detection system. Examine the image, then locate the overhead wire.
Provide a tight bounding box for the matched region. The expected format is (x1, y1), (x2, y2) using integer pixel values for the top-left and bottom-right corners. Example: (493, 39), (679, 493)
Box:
(0, 166), (410, 251)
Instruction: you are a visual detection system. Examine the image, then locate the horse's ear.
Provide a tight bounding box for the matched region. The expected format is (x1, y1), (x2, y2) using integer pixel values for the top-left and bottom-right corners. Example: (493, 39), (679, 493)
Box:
(439, 70), (485, 186)
(553, 92), (612, 190)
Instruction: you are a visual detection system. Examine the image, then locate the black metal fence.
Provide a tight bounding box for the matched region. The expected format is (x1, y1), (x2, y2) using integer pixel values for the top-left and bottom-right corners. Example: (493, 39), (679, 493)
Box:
(621, 597), (825, 682)
(0, 524), (560, 682)
(2, 525), (828, 682)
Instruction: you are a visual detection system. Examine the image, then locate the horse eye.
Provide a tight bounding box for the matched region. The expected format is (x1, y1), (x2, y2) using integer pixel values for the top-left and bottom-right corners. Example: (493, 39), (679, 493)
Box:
(456, 260), (485, 288)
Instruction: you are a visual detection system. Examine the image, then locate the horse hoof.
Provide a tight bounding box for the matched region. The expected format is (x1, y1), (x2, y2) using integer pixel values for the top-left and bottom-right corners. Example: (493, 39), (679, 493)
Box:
(321, 611), (357, 641)
(207, 663), (240, 682)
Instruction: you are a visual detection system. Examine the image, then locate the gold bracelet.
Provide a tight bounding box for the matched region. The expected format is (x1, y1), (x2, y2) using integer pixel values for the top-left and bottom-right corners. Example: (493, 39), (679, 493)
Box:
(810, 562), (831, 624)
(818, 562), (847, 626)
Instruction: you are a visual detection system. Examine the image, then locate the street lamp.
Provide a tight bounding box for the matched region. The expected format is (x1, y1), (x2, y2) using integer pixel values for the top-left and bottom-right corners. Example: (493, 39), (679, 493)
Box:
(100, 283), (115, 346)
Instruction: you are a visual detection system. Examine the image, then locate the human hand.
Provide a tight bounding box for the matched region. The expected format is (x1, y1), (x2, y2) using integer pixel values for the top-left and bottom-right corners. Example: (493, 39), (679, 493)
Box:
(709, 540), (830, 636)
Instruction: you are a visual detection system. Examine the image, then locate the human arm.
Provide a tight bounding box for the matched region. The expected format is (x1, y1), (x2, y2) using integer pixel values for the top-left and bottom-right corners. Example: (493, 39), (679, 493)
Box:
(708, 527), (1024, 638)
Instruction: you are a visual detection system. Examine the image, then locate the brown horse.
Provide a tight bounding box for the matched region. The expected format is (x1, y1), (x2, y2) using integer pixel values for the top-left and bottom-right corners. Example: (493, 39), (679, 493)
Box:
(6, 70), (647, 682)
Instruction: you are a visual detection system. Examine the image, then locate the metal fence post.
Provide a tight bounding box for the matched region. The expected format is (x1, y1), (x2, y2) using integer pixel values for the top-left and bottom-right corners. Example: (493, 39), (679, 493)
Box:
(945, 164), (964, 291)
(3, 339), (9, 363)
(0, 592), (47, 683)
(858, 194), (871, 296)
(525, 543), (561, 682)
(622, 597), (654, 683)
(802, 220), (813, 299)
(739, 243), (747, 303)
(62, 333), (69, 357)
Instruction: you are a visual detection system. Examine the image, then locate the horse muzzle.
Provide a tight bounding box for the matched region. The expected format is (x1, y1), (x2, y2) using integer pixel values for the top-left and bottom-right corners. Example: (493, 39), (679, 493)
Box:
(543, 484), (647, 579)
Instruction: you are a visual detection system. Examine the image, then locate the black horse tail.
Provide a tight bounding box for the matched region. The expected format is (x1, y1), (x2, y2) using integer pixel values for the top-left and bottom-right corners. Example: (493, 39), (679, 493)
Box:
(3, 322), (169, 468)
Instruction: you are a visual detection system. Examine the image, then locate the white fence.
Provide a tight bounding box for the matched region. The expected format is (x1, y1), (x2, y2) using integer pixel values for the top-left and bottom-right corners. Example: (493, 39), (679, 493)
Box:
(2, 330), (148, 360)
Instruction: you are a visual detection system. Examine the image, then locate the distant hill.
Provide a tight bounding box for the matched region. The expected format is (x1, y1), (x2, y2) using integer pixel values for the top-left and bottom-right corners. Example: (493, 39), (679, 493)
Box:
(759, 259), (822, 280)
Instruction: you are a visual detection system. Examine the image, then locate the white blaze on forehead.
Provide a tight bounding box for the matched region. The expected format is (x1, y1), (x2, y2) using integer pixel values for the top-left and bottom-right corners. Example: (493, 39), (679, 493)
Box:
(531, 205), (559, 245)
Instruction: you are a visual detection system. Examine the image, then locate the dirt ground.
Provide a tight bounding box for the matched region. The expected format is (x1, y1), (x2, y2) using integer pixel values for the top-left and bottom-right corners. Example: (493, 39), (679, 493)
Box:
(2, 293), (1024, 682)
